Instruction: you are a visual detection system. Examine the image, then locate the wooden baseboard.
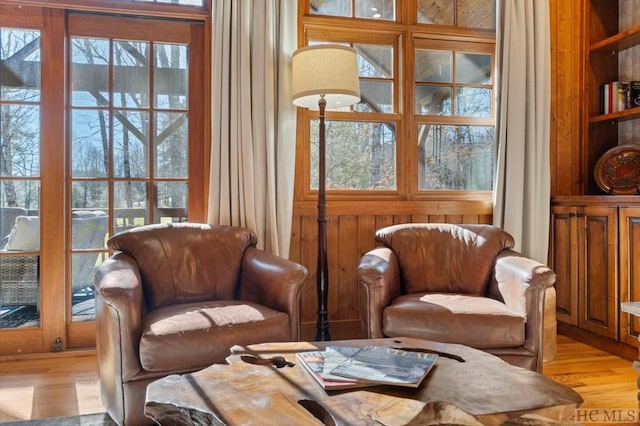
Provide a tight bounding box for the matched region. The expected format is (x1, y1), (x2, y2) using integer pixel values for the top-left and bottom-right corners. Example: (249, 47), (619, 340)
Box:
(558, 322), (638, 361)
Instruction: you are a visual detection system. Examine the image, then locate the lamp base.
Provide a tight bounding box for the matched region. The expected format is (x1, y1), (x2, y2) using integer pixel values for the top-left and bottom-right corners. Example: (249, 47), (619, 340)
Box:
(315, 313), (331, 341)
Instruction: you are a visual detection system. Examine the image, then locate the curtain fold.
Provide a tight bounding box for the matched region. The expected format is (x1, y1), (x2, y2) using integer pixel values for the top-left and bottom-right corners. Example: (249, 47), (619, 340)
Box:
(493, 0), (551, 264)
(208, 0), (297, 256)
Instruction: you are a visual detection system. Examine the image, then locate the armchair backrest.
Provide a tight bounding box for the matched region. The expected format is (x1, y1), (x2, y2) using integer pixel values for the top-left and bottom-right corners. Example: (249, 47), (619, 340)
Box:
(107, 223), (257, 310)
(375, 223), (515, 295)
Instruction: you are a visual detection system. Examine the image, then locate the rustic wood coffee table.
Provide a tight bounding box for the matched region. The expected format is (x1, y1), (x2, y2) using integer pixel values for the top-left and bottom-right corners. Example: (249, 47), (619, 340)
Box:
(144, 337), (582, 425)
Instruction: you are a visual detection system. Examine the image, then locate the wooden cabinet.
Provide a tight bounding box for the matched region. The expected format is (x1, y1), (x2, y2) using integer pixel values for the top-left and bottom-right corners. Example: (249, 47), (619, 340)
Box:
(550, 1), (640, 356)
(550, 204), (618, 339)
(619, 207), (640, 346)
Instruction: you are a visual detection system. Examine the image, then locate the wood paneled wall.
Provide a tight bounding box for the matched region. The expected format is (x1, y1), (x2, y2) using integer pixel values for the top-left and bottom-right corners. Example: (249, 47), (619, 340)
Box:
(619, 1), (640, 145)
(288, 199), (493, 340)
(549, 0), (584, 196)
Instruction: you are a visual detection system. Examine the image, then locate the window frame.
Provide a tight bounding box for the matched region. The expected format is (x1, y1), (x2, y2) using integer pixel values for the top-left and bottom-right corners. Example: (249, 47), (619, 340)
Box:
(1, 0), (209, 20)
(297, 1), (496, 202)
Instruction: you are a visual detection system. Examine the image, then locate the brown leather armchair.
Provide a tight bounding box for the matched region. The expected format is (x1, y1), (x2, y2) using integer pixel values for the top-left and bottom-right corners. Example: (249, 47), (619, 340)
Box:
(358, 223), (555, 373)
(95, 223), (308, 426)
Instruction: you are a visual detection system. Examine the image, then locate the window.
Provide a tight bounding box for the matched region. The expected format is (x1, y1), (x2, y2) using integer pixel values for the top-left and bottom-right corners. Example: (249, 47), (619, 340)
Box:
(0, 28), (42, 324)
(298, 1), (496, 198)
(415, 40), (495, 191)
(0, 4), (206, 355)
(310, 0), (396, 20)
(306, 39), (397, 191)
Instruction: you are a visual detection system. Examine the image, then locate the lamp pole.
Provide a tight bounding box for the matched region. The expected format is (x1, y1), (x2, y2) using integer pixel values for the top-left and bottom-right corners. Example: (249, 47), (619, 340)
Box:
(316, 95), (330, 341)
(291, 44), (360, 343)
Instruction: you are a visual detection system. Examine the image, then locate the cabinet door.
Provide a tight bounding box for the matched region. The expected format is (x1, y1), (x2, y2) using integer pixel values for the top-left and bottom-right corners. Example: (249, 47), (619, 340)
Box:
(578, 206), (618, 339)
(550, 206), (579, 325)
(619, 207), (640, 347)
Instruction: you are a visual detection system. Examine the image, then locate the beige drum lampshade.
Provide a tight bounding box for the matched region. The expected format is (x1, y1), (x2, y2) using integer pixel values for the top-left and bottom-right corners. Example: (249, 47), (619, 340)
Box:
(291, 44), (361, 109)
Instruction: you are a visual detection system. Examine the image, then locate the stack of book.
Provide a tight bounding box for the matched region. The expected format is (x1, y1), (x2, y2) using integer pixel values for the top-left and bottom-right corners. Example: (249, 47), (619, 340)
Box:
(601, 81), (640, 114)
(295, 345), (438, 390)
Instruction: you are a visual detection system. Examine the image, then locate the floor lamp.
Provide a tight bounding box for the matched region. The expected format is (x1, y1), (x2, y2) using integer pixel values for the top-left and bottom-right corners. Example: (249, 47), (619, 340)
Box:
(291, 45), (360, 341)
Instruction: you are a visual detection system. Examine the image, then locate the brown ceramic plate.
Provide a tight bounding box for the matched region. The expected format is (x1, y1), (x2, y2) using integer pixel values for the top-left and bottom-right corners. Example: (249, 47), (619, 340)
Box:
(594, 145), (640, 194)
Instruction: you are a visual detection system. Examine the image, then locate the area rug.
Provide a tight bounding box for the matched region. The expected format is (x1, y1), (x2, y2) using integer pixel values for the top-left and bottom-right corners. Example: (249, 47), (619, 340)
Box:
(0, 413), (116, 425)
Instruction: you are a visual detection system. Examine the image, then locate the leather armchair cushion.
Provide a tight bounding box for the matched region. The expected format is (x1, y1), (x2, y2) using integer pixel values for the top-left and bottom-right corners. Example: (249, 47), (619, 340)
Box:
(375, 224), (514, 295)
(139, 300), (290, 372)
(108, 223), (257, 310)
(383, 293), (525, 349)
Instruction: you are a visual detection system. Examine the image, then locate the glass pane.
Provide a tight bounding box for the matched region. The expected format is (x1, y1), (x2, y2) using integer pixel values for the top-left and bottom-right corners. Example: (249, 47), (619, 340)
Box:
(355, 0), (395, 20)
(356, 80), (393, 113)
(155, 0), (203, 4)
(71, 181), (108, 210)
(114, 181), (148, 229)
(114, 185), (148, 234)
(71, 251), (107, 323)
(455, 87), (492, 117)
(0, 30), (41, 102)
(155, 182), (187, 223)
(155, 112), (187, 178)
(417, 124), (495, 190)
(356, 44), (393, 78)
(114, 41), (149, 108)
(71, 38), (109, 107)
(417, 0), (453, 25)
(0, 182), (40, 247)
(71, 210), (108, 250)
(114, 110), (149, 178)
(0, 254), (40, 326)
(415, 85), (451, 115)
(0, 177), (40, 323)
(72, 110), (109, 178)
(455, 53), (492, 84)
(416, 50), (452, 83)
(458, 0), (496, 29)
(310, 0), (351, 17)
(311, 120), (396, 190)
(155, 43), (188, 110)
(1, 104), (40, 177)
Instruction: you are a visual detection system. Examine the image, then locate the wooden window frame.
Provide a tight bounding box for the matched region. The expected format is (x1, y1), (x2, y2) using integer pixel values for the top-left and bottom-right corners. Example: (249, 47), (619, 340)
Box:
(296, 3), (496, 203)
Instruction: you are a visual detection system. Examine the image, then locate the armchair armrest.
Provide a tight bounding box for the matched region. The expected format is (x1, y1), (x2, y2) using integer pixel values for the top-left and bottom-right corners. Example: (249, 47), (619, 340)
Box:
(357, 247), (402, 338)
(240, 247), (308, 340)
(94, 253), (145, 382)
(490, 249), (556, 370)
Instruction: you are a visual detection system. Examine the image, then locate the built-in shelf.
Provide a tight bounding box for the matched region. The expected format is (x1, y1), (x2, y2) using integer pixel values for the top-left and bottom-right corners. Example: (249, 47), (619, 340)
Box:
(590, 106), (640, 123)
(590, 24), (640, 52)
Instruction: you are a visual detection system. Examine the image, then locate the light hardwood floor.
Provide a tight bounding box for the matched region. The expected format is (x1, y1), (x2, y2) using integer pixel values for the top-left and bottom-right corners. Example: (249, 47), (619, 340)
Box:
(0, 334), (637, 423)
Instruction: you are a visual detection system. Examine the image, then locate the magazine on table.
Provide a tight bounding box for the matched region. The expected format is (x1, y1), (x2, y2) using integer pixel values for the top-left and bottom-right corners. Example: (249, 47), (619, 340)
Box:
(297, 345), (438, 390)
(327, 345), (438, 388)
(295, 350), (372, 390)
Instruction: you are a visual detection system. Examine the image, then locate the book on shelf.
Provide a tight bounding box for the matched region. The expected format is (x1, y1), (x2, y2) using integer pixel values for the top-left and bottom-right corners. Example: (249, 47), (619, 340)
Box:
(601, 81), (634, 114)
(629, 81), (640, 109)
(297, 346), (438, 390)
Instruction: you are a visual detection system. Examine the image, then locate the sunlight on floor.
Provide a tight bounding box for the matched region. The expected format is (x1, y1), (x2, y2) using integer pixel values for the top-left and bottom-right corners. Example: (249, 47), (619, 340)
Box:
(75, 380), (104, 415)
(0, 386), (34, 421)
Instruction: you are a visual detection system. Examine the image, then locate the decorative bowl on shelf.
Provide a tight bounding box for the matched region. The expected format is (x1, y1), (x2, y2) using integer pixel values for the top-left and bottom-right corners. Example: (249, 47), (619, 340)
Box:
(594, 144), (640, 195)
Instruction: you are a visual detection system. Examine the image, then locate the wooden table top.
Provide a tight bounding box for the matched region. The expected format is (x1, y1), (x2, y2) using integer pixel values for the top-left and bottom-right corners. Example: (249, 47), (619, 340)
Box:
(144, 337), (583, 425)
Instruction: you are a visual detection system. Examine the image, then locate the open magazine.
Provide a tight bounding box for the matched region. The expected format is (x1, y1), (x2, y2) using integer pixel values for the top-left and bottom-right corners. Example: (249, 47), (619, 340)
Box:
(297, 345), (438, 390)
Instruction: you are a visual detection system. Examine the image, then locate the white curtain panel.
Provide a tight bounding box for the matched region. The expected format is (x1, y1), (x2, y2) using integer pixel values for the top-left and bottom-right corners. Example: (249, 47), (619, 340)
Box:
(209, 0), (297, 256)
(493, 0), (551, 264)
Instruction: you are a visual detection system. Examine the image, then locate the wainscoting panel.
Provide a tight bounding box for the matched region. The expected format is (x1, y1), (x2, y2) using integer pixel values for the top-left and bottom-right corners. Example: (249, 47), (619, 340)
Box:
(289, 199), (493, 340)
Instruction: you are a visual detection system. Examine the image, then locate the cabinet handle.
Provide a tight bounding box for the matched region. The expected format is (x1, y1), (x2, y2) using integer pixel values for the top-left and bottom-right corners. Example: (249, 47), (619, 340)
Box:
(576, 213), (584, 217)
